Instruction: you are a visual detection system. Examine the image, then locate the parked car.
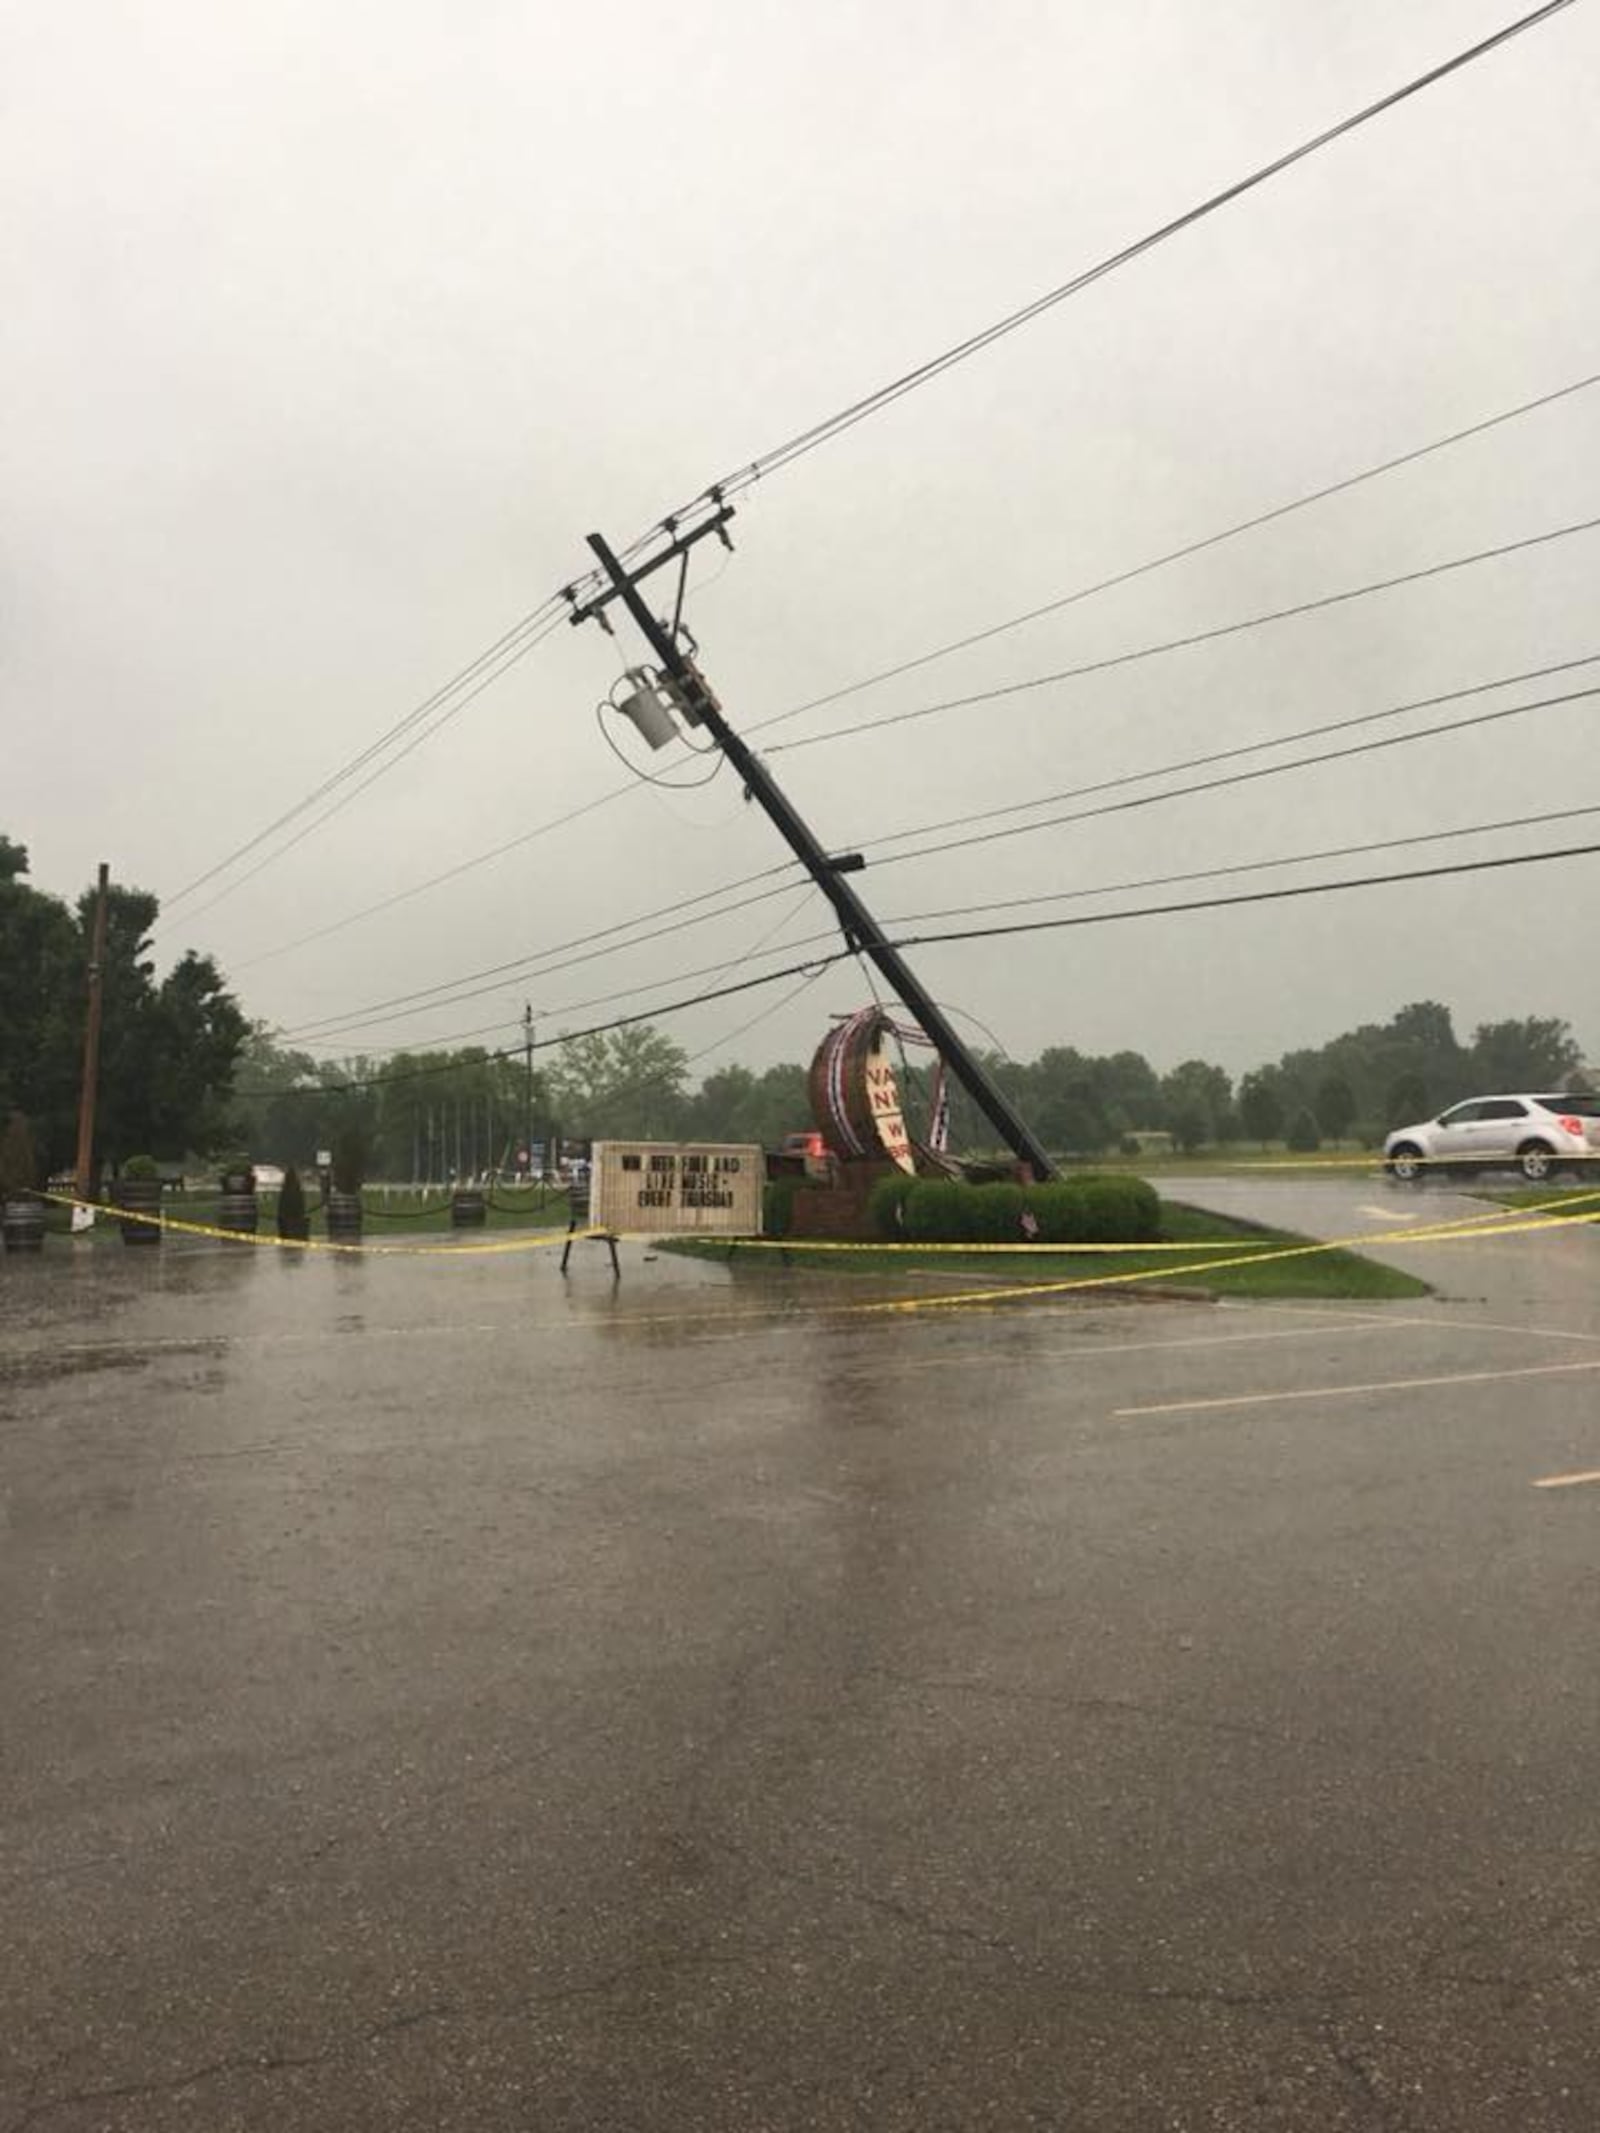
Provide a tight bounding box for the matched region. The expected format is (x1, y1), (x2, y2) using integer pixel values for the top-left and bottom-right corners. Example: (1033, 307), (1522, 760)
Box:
(1384, 1093), (1600, 1182)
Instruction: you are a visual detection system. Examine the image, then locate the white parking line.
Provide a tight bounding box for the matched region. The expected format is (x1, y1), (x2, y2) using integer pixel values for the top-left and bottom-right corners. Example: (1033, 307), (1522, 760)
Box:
(1115, 1358), (1600, 1418)
(1532, 1468), (1600, 1490)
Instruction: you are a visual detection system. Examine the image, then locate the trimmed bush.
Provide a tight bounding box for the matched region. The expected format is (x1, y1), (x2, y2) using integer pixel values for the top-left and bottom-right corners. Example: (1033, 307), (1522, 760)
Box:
(885, 1173), (1160, 1245)
(0, 1111), (38, 1197)
(867, 1171), (918, 1237)
(277, 1163), (311, 1241)
(1285, 1107), (1322, 1154)
(122, 1153), (159, 1180)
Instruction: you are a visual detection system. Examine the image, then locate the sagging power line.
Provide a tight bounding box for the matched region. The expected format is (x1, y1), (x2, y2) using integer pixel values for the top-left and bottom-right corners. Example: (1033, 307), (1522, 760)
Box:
(240, 833), (1600, 1102)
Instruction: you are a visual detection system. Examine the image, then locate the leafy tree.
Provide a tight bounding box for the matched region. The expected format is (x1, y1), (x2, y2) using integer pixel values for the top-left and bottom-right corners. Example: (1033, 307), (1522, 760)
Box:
(0, 843), (83, 1163)
(1315, 1072), (1357, 1143)
(1469, 1016), (1582, 1091)
(1169, 1103), (1208, 1155)
(0, 845), (245, 1176)
(1385, 1071), (1430, 1125)
(1238, 1069), (1284, 1147)
(1159, 1059), (1233, 1145)
(684, 1061), (809, 1147)
(547, 1024), (689, 1139)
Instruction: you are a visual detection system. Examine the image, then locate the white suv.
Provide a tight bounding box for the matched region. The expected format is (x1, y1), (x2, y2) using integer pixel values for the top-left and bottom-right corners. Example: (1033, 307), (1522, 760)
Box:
(1385, 1093), (1600, 1182)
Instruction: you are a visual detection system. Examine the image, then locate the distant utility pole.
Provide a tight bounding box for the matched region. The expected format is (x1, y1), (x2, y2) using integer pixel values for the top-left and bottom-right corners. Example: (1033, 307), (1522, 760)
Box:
(569, 515), (1055, 1179)
(74, 862), (110, 1207)
(523, 1003), (535, 1179)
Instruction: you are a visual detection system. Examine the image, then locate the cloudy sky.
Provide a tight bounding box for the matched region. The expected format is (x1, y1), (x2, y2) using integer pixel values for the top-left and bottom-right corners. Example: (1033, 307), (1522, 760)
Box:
(6, 0), (1598, 1082)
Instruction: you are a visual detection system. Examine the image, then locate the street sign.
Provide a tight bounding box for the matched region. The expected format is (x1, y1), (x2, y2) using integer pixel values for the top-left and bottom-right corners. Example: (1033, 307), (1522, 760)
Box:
(589, 1142), (763, 1236)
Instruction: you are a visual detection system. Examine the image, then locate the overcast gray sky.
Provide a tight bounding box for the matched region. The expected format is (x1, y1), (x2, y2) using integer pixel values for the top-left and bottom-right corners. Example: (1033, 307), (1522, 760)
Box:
(6, 0), (1598, 1081)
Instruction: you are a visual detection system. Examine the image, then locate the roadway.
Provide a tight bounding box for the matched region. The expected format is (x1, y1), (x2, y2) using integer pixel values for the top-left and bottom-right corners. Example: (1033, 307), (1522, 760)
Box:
(2, 1185), (1597, 2130)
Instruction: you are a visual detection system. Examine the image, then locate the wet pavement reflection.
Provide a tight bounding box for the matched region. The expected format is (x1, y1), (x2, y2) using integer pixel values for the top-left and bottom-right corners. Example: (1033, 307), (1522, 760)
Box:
(3, 1210), (1598, 2129)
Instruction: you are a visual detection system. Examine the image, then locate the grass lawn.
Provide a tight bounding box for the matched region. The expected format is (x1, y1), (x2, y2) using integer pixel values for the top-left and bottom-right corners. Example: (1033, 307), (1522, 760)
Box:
(1470, 1183), (1600, 1218)
(660, 1197), (1428, 1302)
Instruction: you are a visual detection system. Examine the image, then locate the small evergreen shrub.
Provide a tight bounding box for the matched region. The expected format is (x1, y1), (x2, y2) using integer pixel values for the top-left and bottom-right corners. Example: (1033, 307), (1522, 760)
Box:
(122, 1153), (159, 1180)
(0, 1112), (38, 1197)
(277, 1163), (310, 1241)
(1285, 1107), (1322, 1154)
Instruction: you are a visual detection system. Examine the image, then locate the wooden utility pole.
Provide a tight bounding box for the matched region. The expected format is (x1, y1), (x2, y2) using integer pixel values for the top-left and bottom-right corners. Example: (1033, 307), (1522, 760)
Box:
(571, 521), (1056, 1179)
(74, 862), (110, 1208)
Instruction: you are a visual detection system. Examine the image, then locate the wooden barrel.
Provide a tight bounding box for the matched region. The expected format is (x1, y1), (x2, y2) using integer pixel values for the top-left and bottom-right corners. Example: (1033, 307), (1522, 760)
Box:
(216, 1192), (259, 1236)
(1, 1196), (45, 1253)
(450, 1189), (487, 1228)
(114, 1178), (164, 1245)
(326, 1190), (364, 1242)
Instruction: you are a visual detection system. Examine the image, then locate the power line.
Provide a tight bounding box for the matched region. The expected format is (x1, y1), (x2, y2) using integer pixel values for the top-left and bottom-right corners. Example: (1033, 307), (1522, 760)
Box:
(234, 832), (1600, 1101)
(629, 0), (1582, 539)
(768, 514), (1600, 757)
(232, 782), (641, 972)
(867, 682), (1600, 874)
(883, 800), (1600, 927)
(301, 797), (1600, 1063)
(292, 886), (828, 1057)
(855, 652), (1600, 855)
(750, 369), (1600, 735)
(276, 863), (805, 1042)
(161, 598), (567, 915)
(272, 656), (1598, 1048)
(897, 838), (1600, 954)
(159, 3), (1585, 938)
(214, 373), (1600, 972)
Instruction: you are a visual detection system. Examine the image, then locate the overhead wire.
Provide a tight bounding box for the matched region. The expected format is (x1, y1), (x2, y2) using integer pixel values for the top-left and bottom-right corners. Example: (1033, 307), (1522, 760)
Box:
(160, 596), (568, 917)
(881, 800), (1600, 928)
(863, 682), (1600, 874)
(850, 652), (1600, 855)
(276, 864), (806, 1042)
(749, 368), (1600, 735)
(236, 833), (1600, 1101)
(270, 655), (1599, 1047)
(232, 781), (642, 972)
(625, 0), (1582, 541)
(157, 3), (1585, 949)
(228, 373), (1600, 976)
(292, 799), (1600, 1067)
(766, 514), (1600, 757)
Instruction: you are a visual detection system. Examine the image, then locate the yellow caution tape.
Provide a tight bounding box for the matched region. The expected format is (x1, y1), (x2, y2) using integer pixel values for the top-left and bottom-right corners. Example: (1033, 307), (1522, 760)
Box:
(711, 1186), (1600, 1254)
(40, 1191), (603, 1257)
(842, 1198), (1600, 1316)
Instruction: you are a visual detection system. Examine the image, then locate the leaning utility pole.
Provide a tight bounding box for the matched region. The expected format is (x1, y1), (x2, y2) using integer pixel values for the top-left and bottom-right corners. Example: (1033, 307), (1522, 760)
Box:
(74, 861), (111, 1208)
(569, 515), (1055, 1179)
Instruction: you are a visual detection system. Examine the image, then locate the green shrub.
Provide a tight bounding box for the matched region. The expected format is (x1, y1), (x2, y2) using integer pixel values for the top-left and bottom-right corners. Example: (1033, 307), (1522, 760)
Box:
(1285, 1107), (1322, 1154)
(892, 1173), (1161, 1245)
(868, 1171), (919, 1238)
(121, 1153), (159, 1181)
(0, 1112), (38, 1196)
(277, 1163), (310, 1241)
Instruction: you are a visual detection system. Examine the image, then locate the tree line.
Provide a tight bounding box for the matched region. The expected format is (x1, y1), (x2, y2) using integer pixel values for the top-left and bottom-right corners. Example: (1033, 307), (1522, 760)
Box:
(2, 835), (1589, 1179)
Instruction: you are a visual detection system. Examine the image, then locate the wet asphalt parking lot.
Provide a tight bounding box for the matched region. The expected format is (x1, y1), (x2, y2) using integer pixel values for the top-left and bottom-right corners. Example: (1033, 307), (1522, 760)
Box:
(2, 1175), (1597, 2131)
